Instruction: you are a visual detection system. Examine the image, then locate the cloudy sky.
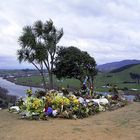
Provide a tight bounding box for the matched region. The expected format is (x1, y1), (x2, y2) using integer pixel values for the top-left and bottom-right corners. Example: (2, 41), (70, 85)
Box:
(0, 0), (140, 69)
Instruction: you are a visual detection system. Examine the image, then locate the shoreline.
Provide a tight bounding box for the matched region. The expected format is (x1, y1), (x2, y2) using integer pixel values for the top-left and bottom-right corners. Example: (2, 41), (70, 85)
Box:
(2, 77), (140, 97)
(3, 77), (44, 89)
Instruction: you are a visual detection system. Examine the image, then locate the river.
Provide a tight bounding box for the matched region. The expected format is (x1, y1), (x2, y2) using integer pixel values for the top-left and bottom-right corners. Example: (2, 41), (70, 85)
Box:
(96, 91), (136, 101)
(0, 77), (42, 97)
(0, 77), (136, 101)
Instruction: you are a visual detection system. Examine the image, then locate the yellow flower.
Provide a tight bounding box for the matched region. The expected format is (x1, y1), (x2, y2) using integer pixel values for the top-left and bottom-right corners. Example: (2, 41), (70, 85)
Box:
(25, 97), (44, 113)
(63, 97), (70, 106)
(32, 98), (41, 109)
(73, 99), (79, 105)
(26, 89), (32, 95)
(52, 96), (70, 106)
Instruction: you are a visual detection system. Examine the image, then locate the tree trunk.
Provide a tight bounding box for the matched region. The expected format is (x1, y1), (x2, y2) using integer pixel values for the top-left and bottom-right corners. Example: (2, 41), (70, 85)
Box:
(31, 62), (47, 91)
(49, 72), (53, 89)
(138, 79), (140, 84)
(40, 72), (47, 92)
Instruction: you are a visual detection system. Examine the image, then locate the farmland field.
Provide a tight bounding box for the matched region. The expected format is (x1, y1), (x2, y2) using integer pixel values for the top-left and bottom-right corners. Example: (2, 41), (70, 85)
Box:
(0, 64), (140, 92)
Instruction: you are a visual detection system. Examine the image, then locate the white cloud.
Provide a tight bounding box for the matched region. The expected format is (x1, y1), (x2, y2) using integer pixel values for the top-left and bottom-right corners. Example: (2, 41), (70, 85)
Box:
(0, 0), (140, 68)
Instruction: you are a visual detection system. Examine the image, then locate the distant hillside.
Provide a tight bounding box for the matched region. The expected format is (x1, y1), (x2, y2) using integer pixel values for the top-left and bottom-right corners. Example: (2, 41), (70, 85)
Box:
(110, 63), (140, 73)
(97, 60), (140, 72)
(95, 64), (140, 91)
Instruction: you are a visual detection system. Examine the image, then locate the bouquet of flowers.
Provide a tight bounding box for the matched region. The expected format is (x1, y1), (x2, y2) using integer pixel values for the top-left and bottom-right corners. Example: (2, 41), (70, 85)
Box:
(52, 95), (70, 111)
(25, 97), (45, 114)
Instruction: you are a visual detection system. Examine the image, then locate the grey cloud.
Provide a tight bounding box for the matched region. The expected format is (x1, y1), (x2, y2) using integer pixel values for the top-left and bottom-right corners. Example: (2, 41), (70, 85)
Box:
(0, 55), (33, 69)
(0, 0), (140, 68)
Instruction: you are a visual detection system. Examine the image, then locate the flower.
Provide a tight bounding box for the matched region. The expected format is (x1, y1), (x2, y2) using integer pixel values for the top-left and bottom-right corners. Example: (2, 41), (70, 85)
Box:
(73, 99), (79, 105)
(68, 95), (79, 105)
(32, 98), (41, 109)
(52, 95), (70, 108)
(25, 97), (45, 113)
(26, 89), (32, 96)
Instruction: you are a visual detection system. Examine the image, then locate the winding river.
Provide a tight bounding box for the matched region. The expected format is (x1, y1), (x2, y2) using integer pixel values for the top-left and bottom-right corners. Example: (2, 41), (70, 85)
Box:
(0, 77), (41, 97)
(0, 77), (136, 101)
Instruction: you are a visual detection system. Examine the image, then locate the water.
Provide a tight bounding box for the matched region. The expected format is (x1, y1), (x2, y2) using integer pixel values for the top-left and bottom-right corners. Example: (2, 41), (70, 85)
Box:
(124, 95), (136, 101)
(0, 77), (42, 97)
(97, 92), (136, 101)
(96, 92), (109, 96)
(0, 77), (136, 101)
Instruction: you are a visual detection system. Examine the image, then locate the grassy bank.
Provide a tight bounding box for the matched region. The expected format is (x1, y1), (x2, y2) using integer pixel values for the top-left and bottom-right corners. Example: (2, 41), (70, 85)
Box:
(1, 64), (140, 93)
(15, 75), (81, 89)
(0, 102), (140, 140)
(14, 73), (140, 94)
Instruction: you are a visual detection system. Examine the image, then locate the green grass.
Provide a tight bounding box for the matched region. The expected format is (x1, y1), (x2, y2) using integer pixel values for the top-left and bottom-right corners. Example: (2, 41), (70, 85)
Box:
(4, 64), (140, 92)
(94, 64), (140, 91)
(16, 75), (49, 86)
(16, 75), (81, 89)
(55, 78), (80, 89)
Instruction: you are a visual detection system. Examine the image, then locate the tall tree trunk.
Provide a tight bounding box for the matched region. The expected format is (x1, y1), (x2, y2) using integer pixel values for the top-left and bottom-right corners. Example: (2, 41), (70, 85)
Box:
(44, 60), (54, 89)
(40, 71), (47, 92)
(32, 62), (47, 91)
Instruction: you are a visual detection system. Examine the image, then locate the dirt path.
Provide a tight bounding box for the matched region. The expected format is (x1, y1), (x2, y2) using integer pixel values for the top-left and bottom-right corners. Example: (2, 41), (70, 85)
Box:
(0, 102), (140, 140)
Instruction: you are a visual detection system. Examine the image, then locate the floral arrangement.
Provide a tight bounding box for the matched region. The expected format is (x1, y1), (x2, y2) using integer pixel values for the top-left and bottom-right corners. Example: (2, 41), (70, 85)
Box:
(10, 89), (128, 120)
(52, 96), (70, 106)
(25, 97), (45, 115)
(26, 89), (32, 96)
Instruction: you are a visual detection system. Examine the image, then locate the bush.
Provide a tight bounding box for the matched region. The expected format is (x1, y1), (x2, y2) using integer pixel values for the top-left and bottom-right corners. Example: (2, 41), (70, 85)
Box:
(0, 86), (17, 108)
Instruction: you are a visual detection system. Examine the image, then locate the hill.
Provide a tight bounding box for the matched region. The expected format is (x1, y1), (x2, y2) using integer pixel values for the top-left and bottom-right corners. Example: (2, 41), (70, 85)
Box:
(97, 59), (140, 72)
(0, 103), (140, 140)
(95, 64), (140, 91)
(110, 63), (140, 73)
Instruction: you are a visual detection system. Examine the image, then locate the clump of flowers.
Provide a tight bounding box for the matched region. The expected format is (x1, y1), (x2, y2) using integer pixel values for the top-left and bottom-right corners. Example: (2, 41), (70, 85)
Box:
(69, 95), (79, 104)
(52, 95), (70, 110)
(26, 89), (32, 96)
(68, 95), (79, 111)
(9, 87), (129, 120)
(25, 96), (45, 115)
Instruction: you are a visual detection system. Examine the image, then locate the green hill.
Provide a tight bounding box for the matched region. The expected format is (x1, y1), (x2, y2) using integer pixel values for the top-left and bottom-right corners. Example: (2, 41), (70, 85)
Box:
(4, 64), (140, 93)
(110, 63), (139, 73)
(94, 64), (140, 91)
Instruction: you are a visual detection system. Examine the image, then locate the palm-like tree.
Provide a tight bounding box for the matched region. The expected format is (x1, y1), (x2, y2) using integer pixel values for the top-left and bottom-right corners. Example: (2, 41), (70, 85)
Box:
(17, 19), (63, 90)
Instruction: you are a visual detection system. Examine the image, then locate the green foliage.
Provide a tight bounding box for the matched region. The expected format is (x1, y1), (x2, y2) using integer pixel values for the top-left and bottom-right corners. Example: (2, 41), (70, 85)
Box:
(0, 86), (17, 108)
(130, 72), (140, 84)
(53, 46), (97, 82)
(25, 96), (45, 114)
(17, 19), (63, 89)
(95, 64), (140, 91)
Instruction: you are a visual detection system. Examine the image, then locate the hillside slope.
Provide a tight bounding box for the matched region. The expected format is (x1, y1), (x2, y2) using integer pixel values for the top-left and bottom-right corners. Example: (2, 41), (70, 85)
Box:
(95, 64), (140, 91)
(0, 103), (140, 140)
(97, 60), (140, 72)
(110, 63), (140, 73)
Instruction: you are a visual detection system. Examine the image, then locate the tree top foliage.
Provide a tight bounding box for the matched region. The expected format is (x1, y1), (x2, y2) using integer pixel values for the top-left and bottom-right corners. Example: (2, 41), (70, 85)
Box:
(53, 46), (97, 82)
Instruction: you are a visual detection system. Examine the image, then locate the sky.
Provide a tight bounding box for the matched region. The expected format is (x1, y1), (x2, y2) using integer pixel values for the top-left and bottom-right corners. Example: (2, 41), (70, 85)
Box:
(0, 0), (140, 69)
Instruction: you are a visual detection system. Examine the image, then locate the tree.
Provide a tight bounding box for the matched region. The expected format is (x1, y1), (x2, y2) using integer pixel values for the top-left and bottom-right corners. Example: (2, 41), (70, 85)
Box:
(130, 72), (140, 84)
(17, 19), (63, 90)
(53, 46), (97, 86)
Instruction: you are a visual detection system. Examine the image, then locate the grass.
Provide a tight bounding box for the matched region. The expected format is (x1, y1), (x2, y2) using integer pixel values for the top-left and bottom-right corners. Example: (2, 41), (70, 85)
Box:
(16, 71), (140, 92)
(72, 127), (85, 132)
(16, 75), (49, 86)
(94, 64), (140, 91)
(1, 64), (140, 92)
(16, 75), (81, 89)
(118, 118), (130, 128)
